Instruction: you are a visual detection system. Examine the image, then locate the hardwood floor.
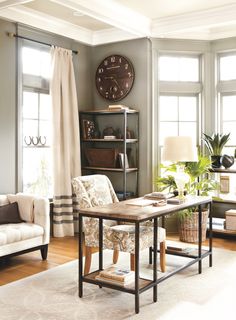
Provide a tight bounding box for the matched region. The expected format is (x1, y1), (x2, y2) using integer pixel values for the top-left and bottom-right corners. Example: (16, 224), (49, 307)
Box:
(1, 234), (236, 286)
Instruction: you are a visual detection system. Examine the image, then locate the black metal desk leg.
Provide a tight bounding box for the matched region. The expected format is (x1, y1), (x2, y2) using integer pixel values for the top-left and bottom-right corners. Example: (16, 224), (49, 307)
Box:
(135, 222), (140, 314)
(149, 247), (153, 264)
(208, 202), (213, 267)
(78, 214), (83, 298)
(198, 205), (202, 274)
(99, 218), (103, 271)
(153, 217), (158, 302)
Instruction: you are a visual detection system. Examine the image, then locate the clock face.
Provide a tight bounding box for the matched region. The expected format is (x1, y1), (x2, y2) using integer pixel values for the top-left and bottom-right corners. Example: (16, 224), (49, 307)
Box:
(95, 54), (135, 102)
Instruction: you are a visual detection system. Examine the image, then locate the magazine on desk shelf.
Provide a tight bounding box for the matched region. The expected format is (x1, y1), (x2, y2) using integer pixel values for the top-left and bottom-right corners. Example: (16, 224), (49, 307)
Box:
(99, 266), (134, 282)
(95, 275), (134, 286)
(144, 192), (174, 200)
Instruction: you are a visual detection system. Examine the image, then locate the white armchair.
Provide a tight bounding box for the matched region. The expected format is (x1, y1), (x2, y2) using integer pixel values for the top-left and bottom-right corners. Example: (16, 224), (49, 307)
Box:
(0, 193), (50, 260)
(72, 174), (166, 274)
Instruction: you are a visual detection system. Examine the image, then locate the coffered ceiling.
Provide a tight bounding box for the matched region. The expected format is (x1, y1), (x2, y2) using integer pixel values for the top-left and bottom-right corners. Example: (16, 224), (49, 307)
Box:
(1, 0), (236, 45)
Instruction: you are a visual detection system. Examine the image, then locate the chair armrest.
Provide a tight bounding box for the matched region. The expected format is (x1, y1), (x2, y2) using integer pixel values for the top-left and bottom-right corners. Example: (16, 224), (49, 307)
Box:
(34, 197), (50, 244)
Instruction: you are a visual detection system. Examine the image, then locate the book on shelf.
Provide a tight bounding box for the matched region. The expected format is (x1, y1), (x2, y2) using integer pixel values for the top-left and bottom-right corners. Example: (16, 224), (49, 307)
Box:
(99, 266), (134, 282)
(207, 217), (226, 230)
(104, 135), (116, 139)
(119, 153), (129, 169)
(108, 105), (129, 111)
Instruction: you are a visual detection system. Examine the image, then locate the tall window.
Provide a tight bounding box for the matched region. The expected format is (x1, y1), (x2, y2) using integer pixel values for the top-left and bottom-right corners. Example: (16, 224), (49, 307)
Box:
(218, 52), (236, 155)
(21, 41), (52, 197)
(158, 54), (201, 147)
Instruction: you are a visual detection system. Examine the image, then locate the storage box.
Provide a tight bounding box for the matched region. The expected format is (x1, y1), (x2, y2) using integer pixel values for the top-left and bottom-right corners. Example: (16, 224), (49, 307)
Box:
(225, 209), (236, 230)
(85, 148), (119, 168)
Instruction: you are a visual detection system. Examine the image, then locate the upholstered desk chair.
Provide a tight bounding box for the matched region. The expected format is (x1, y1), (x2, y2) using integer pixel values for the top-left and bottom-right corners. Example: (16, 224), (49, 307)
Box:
(72, 174), (166, 274)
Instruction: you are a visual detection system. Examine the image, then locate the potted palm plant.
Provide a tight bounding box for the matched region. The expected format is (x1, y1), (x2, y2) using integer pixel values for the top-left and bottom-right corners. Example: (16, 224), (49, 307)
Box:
(155, 154), (218, 243)
(202, 133), (230, 168)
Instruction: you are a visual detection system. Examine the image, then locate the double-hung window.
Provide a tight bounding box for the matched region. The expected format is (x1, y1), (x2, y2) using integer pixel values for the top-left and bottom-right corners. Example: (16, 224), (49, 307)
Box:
(218, 52), (236, 155)
(20, 41), (52, 197)
(158, 54), (202, 148)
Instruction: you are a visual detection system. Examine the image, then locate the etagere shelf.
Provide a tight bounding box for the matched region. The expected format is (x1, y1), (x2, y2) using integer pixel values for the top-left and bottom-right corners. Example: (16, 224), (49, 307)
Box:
(209, 167), (236, 235)
(79, 109), (139, 200)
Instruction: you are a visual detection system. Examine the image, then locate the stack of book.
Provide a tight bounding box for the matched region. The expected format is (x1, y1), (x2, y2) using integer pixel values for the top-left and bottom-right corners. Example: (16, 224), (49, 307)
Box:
(144, 192), (174, 200)
(207, 217), (226, 230)
(95, 266), (135, 287)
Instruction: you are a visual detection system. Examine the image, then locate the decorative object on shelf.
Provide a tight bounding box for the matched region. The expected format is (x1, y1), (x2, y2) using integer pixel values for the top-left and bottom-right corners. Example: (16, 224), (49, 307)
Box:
(24, 136), (47, 146)
(85, 148), (119, 168)
(221, 154), (234, 169)
(155, 153), (218, 243)
(225, 209), (236, 231)
(102, 126), (115, 138)
(220, 175), (230, 193)
(95, 54), (135, 102)
(108, 105), (129, 111)
(162, 136), (198, 200)
(82, 119), (95, 139)
(118, 153), (129, 169)
(202, 132), (231, 168)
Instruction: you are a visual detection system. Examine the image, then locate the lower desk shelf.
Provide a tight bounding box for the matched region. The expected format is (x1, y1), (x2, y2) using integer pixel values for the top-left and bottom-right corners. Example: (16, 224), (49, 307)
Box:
(83, 270), (151, 293)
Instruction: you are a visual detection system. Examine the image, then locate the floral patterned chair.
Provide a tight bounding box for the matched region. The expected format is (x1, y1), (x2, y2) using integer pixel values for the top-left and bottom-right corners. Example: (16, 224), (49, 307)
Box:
(72, 174), (166, 274)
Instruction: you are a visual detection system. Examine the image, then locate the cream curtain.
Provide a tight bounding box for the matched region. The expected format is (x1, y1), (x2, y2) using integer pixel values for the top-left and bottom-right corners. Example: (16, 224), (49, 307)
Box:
(50, 46), (81, 237)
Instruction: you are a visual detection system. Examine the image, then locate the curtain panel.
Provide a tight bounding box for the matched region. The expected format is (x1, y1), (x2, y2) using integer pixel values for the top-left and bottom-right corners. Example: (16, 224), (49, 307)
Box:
(50, 47), (81, 237)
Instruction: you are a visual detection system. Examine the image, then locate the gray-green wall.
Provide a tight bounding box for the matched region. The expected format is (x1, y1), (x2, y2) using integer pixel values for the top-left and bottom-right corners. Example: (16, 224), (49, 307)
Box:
(91, 38), (153, 196)
(0, 19), (92, 193)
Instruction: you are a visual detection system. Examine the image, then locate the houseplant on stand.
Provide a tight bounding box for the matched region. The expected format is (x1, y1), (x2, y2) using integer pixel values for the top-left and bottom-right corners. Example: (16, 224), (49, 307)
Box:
(155, 155), (218, 242)
(202, 133), (230, 168)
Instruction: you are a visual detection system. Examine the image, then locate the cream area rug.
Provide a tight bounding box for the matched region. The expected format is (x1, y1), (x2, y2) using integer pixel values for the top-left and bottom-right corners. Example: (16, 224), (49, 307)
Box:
(0, 247), (236, 320)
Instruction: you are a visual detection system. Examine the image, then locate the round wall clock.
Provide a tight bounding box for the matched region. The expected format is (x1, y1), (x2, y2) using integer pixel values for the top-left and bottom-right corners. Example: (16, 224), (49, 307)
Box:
(95, 54), (135, 102)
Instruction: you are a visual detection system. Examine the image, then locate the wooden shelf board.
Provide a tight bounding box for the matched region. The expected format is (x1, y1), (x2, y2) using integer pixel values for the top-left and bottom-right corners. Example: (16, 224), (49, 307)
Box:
(211, 228), (236, 235)
(80, 109), (138, 114)
(82, 166), (138, 172)
(210, 168), (236, 173)
(82, 138), (138, 143)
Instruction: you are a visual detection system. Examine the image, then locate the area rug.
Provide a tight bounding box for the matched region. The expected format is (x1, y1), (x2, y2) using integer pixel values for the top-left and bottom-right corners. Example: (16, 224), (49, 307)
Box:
(0, 247), (236, 320)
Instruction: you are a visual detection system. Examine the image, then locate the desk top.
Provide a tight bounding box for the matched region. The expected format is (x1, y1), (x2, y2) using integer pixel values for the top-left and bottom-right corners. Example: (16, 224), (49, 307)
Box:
(79, 196), (211, 222)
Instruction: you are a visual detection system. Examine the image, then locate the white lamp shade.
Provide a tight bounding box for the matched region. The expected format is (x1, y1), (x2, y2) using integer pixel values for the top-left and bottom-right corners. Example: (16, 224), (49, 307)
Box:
(162, 136), (198, 162)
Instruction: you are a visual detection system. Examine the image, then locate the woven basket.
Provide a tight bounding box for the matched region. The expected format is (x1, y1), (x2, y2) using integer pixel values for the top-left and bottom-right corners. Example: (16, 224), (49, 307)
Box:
(178, 210), (209, 243)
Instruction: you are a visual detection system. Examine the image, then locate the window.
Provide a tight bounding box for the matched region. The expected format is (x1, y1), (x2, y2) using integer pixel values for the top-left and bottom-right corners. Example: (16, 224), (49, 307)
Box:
(20, 41), (52, 197)
(158, 54), (201, 148)
(218, 52), (236, 155)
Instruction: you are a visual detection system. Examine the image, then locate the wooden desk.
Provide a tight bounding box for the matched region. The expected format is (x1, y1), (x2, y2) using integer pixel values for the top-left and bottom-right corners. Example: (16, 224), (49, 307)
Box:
(78, 196), (212, 314)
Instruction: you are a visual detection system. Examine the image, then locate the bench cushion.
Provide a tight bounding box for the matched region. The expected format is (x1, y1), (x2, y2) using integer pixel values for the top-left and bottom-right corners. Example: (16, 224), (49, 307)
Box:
(0, 223), (44, 246)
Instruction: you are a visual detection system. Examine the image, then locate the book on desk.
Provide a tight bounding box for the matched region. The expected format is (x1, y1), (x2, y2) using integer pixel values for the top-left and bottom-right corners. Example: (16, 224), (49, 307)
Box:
(95, 267), (135, 287)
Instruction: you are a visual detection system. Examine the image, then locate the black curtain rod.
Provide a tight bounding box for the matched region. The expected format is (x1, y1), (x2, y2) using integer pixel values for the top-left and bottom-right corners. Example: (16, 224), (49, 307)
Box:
(8, 33), (78, 55)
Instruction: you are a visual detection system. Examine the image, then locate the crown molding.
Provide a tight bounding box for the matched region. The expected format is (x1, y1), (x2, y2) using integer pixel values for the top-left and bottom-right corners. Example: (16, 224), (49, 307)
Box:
(0, 0), (33, 9)
(50, 0), (151, 37)
(152, 4), (236, 38)
(92, 27), (140, 46)
(0, 5), (93, 44)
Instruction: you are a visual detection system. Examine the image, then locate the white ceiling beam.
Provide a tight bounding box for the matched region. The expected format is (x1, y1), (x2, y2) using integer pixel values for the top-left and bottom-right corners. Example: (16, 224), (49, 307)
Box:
(50, 0), (151, 37)
(152, 3), (236, 37)
(92, 28), (140, 46)
(0, 5), (93, 45)
(0, 0), (33, 9)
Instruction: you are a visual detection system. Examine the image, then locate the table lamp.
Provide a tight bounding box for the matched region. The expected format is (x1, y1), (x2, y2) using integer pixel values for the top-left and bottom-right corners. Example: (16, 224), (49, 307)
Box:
(162, 136), (198, 200)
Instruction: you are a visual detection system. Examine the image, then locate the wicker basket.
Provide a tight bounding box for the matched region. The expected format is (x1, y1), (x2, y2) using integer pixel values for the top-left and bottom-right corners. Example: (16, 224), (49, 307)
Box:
(178, 210), (209, 243)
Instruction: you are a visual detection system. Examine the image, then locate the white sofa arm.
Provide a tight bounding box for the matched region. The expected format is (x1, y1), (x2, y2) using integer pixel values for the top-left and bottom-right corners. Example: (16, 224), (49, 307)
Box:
(34, 197), (50, 244)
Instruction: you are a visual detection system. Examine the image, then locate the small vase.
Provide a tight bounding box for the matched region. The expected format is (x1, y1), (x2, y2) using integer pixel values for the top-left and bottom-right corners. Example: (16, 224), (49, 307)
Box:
(211, 155), (222, 168)
(221, 155), (234, 169)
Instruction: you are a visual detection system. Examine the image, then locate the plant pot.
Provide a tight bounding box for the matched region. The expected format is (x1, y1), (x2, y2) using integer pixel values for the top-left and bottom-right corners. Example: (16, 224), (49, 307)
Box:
(221, 155), (234, 169)
(178, 210), (209, 243)
(211, 155), (222, 168)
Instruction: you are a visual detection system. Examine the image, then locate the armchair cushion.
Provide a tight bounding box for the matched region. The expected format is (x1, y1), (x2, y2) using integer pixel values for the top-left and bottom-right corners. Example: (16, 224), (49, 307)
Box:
(0, 202), (23, 225)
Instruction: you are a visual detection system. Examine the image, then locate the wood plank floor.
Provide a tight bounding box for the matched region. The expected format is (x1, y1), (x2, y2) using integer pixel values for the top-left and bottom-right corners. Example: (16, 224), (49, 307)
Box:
(1, 234), (236, 286)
